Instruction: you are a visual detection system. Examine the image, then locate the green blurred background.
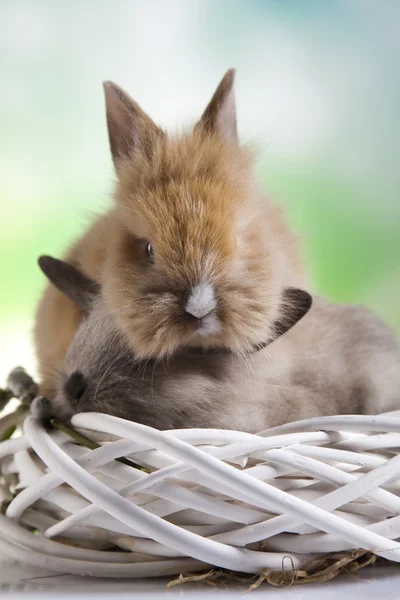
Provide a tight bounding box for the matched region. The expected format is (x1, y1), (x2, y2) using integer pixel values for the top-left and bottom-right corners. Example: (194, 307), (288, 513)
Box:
(0, 0), (399, 380)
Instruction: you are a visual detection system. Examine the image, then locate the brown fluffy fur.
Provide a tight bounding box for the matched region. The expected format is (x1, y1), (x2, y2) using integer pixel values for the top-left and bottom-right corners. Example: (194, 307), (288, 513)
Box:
(34, 70), (304, 396)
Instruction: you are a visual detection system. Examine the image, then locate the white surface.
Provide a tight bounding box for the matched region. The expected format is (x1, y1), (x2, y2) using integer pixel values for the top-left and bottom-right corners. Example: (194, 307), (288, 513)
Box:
(1, 551), (400, 598)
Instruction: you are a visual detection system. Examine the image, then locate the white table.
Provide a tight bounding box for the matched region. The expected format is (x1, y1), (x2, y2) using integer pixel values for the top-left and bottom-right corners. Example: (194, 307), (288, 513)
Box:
(1, 551), (400, 598)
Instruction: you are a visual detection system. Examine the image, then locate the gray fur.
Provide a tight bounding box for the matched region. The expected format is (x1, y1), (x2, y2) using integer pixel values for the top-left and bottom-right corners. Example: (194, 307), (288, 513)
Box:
(52, 291), (400, 432)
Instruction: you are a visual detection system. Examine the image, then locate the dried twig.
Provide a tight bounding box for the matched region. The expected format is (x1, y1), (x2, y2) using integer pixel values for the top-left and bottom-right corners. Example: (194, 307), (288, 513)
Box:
(167, 570), (218, 589)
(166, 550), (380, 592)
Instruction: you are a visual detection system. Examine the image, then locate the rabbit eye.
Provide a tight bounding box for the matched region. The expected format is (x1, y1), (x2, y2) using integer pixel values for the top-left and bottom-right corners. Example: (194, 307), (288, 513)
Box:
(65, 371), (86, 401)
(146, 242), (154, 259)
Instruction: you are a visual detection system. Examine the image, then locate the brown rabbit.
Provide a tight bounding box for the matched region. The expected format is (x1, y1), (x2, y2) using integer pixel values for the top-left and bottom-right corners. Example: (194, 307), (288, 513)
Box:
(39, 256), (400, 430)
(35, 70), (305, 397)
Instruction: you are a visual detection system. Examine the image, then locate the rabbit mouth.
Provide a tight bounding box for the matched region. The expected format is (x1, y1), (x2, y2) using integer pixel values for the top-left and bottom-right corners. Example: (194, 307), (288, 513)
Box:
(195, 312), (222, 336)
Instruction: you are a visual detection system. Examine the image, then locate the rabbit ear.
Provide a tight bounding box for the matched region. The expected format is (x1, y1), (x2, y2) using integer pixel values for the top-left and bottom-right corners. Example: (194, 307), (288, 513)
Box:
(38, 256), (100, 311)
(103, 81), (164, 172)
(254, 288), (312, 351)
(196, 69), (238, 143)
(272, 288), (313, 339)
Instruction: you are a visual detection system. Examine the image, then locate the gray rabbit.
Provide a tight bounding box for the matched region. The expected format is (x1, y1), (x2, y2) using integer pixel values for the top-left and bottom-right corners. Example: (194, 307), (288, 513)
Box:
(38, 256), (400, 432)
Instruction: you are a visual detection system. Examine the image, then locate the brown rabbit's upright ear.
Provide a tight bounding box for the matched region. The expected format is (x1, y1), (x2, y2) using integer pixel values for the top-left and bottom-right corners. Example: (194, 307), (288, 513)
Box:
(254, 288), (312, 351)
(103, 81), (164, 172)
(38, 256), (100, 311)
(196, 69), (238, 143)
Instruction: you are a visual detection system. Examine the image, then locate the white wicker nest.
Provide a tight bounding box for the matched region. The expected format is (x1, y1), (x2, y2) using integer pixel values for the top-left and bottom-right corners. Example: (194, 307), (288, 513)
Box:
(1, 409), (400, 579)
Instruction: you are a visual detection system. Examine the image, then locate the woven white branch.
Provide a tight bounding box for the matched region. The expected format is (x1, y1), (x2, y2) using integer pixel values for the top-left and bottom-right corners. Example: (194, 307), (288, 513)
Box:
(1, 411), (400, 578)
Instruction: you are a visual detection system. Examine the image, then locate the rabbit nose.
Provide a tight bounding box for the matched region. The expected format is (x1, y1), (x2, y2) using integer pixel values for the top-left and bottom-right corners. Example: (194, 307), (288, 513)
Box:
(185, 284), (217, 319)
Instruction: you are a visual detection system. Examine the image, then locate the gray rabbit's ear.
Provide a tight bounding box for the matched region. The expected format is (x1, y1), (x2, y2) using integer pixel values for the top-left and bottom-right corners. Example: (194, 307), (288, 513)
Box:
(38, 256), (100, 311)
(196, 69), (238, 143)
(103, 81), (164, 172)
(254, 288), (312, 351)
(272, 288), (313, 339)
